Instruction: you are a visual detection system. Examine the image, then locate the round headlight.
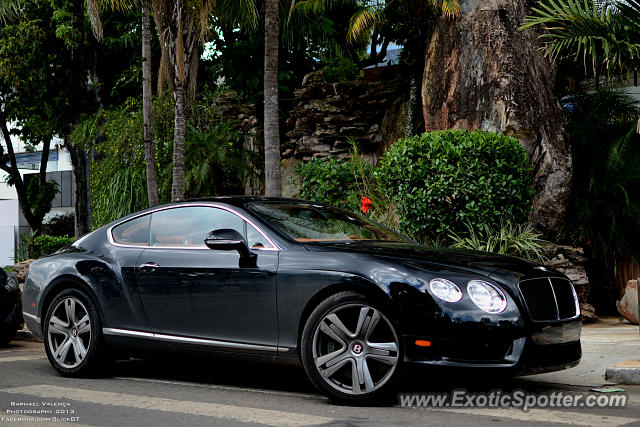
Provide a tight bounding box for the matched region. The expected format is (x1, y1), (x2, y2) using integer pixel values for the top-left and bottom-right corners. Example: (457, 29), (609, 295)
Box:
(429, 278), (462, 303)
(467, 280), (507, 313)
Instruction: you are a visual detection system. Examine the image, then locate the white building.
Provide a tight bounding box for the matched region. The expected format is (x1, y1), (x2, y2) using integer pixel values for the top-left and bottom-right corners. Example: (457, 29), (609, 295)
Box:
(0, 132), (74, 267)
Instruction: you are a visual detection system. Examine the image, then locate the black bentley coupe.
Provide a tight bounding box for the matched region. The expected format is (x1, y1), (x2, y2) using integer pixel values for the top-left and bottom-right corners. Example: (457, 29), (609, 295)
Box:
(22, 197), (581, 403)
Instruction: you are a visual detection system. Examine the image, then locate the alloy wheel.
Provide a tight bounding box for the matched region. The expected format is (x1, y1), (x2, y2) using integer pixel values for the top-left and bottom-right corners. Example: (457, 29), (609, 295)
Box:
(47, 297), (92, 369)
(312, 303), (399, 395)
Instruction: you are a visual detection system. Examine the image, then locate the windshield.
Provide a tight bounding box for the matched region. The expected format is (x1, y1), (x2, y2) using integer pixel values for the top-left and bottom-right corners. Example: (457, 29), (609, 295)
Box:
(246, 202), (409, 243)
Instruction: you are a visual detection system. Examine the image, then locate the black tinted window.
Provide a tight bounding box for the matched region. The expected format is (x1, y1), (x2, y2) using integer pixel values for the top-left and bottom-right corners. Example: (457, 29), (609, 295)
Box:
(247, 202), (408, 243)
(112, 215), (151, 246)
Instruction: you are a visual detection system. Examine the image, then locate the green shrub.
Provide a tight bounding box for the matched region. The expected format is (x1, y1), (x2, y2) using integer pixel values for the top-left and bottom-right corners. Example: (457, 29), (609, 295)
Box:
(323, 57), (360, 83)
(375, 130), (534, 241)
(295, 157), (359, 210)
(42, 213), (75, 237)
(16, 233), (75, 261)
(449, 221), (547, 262)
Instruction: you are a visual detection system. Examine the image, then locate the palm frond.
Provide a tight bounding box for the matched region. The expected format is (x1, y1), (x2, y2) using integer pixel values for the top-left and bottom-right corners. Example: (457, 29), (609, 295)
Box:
(432, 0), (460, 19)
(522, 0), (640, 75)
(449, 221), (548, 262)
(0, 0), (25, 25)
(347, 4), (384, 42)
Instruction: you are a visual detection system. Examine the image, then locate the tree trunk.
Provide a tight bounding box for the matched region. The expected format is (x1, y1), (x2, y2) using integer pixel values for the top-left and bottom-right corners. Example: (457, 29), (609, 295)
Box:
(142, 0), (159, 207)
(0, 113), (39, 232)
(421, 0), (572, 236)
(68, 143), (90, 237)
(263, 0), (282, 197)
(171, 82), (186, 201)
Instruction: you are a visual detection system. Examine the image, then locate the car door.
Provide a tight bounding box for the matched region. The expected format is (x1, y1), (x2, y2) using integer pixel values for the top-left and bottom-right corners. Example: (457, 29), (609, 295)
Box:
(134, 205), (279, 348)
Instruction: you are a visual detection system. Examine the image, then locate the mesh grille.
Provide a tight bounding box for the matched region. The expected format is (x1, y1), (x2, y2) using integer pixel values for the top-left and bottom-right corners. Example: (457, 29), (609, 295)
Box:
(551, 279), (578, 319)
(518, 278), (577, 321)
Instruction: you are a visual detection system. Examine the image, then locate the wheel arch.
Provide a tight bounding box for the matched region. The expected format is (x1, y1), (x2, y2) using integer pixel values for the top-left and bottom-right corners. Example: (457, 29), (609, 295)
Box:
(296, 280), (393, 356)
(39, 275), (105, 326)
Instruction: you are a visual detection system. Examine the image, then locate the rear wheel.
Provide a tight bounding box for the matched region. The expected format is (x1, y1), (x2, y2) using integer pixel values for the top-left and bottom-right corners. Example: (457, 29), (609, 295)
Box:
(301, 291), (402, 404)
(43, 288), (110, 376)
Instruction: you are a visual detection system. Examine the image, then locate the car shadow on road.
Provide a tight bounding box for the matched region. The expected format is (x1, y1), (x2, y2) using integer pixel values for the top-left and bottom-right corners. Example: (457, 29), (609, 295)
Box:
(109, 351), (554, 398)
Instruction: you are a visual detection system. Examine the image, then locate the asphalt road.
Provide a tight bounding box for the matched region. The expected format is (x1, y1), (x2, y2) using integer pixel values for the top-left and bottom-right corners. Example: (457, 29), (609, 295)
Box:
(0, 340), (638, 426)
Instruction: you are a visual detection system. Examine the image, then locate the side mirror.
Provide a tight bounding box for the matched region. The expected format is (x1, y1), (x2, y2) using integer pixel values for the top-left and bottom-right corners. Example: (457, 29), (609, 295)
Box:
(204, 229), (256, 268)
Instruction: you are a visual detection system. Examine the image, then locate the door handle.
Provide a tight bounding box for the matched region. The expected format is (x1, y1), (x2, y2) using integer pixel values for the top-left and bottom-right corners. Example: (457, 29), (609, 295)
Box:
(139, 262), (160, 269)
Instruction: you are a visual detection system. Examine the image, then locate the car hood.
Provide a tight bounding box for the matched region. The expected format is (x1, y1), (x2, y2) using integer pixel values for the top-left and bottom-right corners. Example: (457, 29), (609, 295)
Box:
(304, 241), (559, 283)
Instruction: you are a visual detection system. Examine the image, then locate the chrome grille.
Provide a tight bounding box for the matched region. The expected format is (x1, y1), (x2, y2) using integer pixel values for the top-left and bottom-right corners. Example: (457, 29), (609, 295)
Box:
(518, 278), (579, 321)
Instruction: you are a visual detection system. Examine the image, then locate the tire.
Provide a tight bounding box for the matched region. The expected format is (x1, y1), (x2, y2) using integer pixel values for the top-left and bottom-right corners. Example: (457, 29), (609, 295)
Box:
(0, 328), (16, 347)
(43, 288), (111, 377)
(301, 291), (402, 405)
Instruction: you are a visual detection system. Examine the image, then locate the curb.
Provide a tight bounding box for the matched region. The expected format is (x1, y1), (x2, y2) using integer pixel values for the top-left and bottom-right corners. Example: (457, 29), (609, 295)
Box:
(605, 360), (640, 385)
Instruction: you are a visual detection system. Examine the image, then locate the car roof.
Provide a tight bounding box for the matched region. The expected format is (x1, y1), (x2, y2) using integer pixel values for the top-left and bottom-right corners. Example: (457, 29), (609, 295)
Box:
(186, 196), (308, 208)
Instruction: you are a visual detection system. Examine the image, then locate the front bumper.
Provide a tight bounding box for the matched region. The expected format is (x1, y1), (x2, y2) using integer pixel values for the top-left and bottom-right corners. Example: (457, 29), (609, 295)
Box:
(403, 318), (582, 374)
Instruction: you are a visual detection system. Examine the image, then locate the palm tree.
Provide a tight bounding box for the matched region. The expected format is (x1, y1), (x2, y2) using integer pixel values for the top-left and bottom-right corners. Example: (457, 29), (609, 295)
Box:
(264, 0), (282, 196)
(522, 0), (640, 76)
(153, 0), (213, 201)
(87, 0), (160, 207)
(141, 0), (159, 206)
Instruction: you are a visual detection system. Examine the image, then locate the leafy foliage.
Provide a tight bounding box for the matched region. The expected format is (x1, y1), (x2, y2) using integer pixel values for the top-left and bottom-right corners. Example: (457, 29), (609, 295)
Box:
(74, 91), (258, 228)
(93, 169), (148, 228)
(564, 88), (640, 263)
(322, 56), (360, 83)
(295, 157), (359, 210)
(523, 0), (640, 76)
(26, 179), (59, 223)
(296, 132), (533, 246)
(375, 130), (534, 241)
(42, 213), (75, 237)
(449, 221), (548, 262)
(15, 233), (75, 262)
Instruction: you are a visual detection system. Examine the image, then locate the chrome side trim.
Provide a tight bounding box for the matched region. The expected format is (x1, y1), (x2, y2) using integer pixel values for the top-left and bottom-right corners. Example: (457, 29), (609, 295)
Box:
(22, 312), (41, 324)
(103, 328), (154, 339)
(106, 203), (280, 252)
(102, 328), (279, 352)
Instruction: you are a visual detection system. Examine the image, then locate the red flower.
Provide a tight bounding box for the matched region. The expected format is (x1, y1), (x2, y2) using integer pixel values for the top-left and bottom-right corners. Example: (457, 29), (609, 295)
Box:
(361, 196), (372, 214)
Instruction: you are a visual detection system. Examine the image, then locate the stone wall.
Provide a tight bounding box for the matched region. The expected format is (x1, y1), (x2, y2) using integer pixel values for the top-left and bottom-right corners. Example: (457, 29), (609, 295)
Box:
(282, 71), (406, 196)
(542, 242), (596, 321)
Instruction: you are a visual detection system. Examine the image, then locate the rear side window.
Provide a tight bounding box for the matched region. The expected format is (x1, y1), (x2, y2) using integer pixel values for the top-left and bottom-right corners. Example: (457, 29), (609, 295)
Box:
(111, 215), (151, 246)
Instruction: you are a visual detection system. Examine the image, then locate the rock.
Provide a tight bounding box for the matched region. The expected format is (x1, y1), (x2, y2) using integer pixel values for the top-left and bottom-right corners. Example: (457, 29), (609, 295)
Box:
(8, 259), (34, 283)
(285, 72), (406, 169)
(541, 242), (590, 304)
(617, 280), (639, 325)
(580, 303), (598, 323)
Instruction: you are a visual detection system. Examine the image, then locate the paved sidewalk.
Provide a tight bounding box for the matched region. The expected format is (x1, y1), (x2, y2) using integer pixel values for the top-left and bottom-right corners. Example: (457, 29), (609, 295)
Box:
(527, 317), (640, 386)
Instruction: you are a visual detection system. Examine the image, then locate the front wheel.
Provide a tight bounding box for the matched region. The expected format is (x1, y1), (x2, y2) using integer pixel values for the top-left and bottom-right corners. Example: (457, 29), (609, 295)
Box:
(43, 288), (110, 376)
(301, 292), (402, 404)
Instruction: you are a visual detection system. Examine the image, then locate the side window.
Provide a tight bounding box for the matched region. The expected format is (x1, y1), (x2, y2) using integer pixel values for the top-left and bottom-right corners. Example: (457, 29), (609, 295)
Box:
(112, 215), (150, 246)
(150, 207), (244, 248)
(247, 223), (273, 249)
